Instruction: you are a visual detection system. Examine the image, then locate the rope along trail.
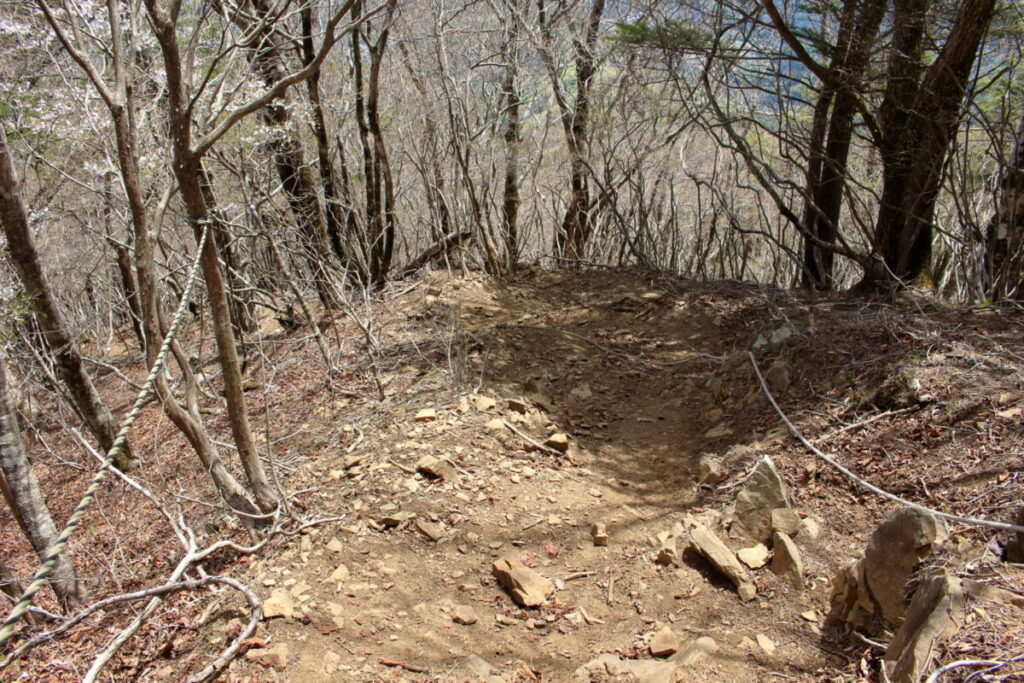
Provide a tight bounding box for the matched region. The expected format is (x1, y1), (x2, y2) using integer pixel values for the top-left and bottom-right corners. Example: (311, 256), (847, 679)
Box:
(0, 226), (209, 652)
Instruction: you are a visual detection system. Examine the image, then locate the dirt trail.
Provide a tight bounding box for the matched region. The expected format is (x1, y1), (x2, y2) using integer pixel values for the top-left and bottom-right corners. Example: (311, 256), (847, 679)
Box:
(196, 268), (1024, 682)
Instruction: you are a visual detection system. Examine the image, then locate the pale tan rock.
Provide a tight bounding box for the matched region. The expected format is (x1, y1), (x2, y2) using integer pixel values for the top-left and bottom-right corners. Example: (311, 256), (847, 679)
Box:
(326, 537), (345, 553)
(452, 605), (479, 625)
(262, 589), (295, 619)
(591, 522), (608, 547)
(672, 636), (718, 665)
(484, 418), (505, 433)
(697, 455), (727, 485)
(655, 530), (677, 565)
(650, 625), (681, 657)
(771, 532), (804, 589)
(572, 654), (677, 683)
(544, 433), (570, 453)
(415, 518), (444, 542)
(770, 508), (802, 536)
(492, 558), (554, 607)
(416, 454), (457, 481)
(732, 456), (791, 542)
(689, 525), (755, 600)
(329, 564), (350, 582)
(737, 544), (770, 569)
(414, 408), (438, 421)
(756, 633), (776, 655)
(245, 644), (289, 669)
(801, 517), (822, 539)
(474, 396), (497, 411)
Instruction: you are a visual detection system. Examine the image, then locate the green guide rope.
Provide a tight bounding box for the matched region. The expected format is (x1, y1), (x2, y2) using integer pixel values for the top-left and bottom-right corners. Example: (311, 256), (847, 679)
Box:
(0, 226), (209, 653)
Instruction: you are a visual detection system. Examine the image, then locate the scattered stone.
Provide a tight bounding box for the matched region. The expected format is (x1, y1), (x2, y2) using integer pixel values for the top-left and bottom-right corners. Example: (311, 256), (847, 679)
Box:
(650, 625), (681, 657)
(415, 518), (444, 542)
(262, 589), (295, 619)
(801, 516), (822, 540)
(673, 636), (718, 665)
(492, 558), (554, 607)
(484, 418), (505, 433)
(697, 455), (727, 485)
(738, 583), (757, 602)
(573, 654), (676, 683)
(732, 456), (791, 542)
(543, 433), (570, 453)
(831, 508), (947, 631)
(245, 644), (289, 668)
(764, 360), (791, 393)
(736, 544), (770, 569)
(506, 398), (529, 414)
(380, 510), (416, 528)
(884, 571), (965, 683)
(591, 523), (608, 547)
(416, 454), (457, 481)
(326, 538), (345, 553)
(452, 605), (479, 625)
(755, 633), (776, 655)
(689, 525), (755, 600)
(771, 532), (804, 589)
(474, 396), (497, 411)
(770, 508), (802, 537)
(656, 530), (677, 565)
(801, 610), (819, 622)
(414, 408), (438, 422)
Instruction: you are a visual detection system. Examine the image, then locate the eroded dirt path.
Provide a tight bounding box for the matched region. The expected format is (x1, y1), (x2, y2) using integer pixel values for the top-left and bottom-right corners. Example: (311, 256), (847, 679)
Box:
(202, 268), (1023, 682)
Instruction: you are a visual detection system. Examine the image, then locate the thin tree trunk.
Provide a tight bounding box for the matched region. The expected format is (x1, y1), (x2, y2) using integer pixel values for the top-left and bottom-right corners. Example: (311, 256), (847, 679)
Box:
(866, 0), (997, 289)
(0, 124), (134, 472)
(0, 362), (81, 608)
(144, 1), (279, 513)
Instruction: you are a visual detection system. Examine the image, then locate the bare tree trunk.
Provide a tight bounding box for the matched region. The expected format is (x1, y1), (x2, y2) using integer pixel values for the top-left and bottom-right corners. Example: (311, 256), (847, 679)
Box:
(228, 0), (340, 309)
(0, 362), (81, 608)
(863, 0), (996, 290)
(144, 1), (279, 513)
(0, 125), (134, 472)
(800, 0), (884, 290)
(104, 172), (145, 349)
(985, 109), (1024, 300)
(537, 0), (605, 261)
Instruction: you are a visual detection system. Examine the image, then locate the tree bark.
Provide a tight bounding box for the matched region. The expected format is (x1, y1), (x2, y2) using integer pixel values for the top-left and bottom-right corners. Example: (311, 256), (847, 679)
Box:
(865, 0), (997, 290)
(0, 362), (81, 608)
(144, 0), (279, 513)
(0, 124), (134, 471)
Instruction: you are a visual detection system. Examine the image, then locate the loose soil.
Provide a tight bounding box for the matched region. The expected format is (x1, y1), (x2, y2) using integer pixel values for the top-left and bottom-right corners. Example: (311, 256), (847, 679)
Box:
(2, 267), (1022, 682)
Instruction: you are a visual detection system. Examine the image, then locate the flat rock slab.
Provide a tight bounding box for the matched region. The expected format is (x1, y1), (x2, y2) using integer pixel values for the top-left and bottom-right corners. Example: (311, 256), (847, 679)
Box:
(689, 525), (755, 600)
(650, 625), (681, 657)
(732, 456), (790, 542)
(864, 508), (947, 625)
(492, 558), (554, 607)
(771, 532), (804, 589)
(262, 589), (295, 619)
(737, 544), (770, 569)
(416, 455), (458, 481)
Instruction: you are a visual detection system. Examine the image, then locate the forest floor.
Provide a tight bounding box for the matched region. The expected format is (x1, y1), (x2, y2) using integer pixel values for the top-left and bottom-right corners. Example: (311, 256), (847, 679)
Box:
(3, 267), (1024, 682)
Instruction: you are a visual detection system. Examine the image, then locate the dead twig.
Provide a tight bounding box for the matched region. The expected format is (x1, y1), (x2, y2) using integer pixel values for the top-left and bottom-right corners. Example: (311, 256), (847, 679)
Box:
(502, 420), (563, 456)
(749, 353), (1024, 534)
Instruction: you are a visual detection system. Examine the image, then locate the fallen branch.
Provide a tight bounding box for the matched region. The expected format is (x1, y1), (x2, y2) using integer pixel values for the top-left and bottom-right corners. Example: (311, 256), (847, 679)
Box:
(748, 353), (1024, 534)
(379, 658), (430, 674)
(502, 420), (563, 456)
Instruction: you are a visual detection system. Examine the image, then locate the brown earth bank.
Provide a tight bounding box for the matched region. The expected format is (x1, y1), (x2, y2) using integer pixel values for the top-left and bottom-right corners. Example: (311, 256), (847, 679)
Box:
(2, 267), (1022, 682)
